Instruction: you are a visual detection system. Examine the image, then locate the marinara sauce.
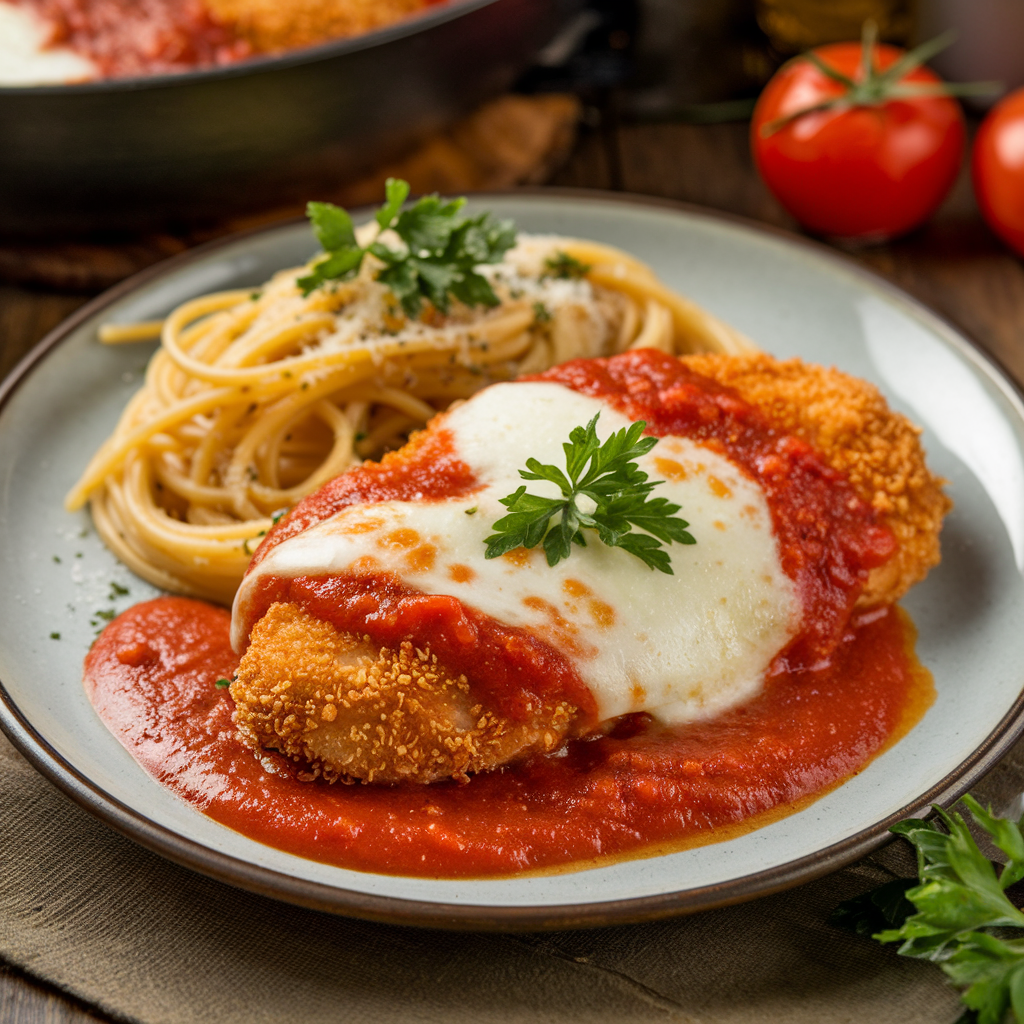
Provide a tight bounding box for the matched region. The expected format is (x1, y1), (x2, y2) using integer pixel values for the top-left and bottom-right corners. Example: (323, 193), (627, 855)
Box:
(85, 351), (934, 877)
(18, 0), (251, 77)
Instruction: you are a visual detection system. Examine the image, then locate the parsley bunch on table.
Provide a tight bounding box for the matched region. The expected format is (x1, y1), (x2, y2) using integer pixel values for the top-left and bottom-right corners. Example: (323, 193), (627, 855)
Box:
(833, 795), (1024, 1024)
(484, 413), (696, 573)
(297, 177), (516, 318)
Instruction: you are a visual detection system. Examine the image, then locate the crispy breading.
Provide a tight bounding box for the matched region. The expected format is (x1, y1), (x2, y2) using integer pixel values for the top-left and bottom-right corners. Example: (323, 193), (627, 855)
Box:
(205, 0), (430, 51)
(232, 602), (577, 785)
(681, 352), (951, 606)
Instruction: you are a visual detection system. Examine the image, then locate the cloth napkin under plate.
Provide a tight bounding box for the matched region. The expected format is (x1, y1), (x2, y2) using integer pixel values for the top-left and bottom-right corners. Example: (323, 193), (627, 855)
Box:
(4, 722), (1008, 1024)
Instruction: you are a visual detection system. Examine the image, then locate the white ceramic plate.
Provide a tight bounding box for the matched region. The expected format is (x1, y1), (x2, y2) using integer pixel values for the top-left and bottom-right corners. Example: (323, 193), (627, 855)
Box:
(3, 192), (1024, 930)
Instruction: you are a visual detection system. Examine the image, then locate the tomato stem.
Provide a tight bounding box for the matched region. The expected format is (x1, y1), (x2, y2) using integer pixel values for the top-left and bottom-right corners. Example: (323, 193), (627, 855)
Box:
(759, 21), (1001, 138)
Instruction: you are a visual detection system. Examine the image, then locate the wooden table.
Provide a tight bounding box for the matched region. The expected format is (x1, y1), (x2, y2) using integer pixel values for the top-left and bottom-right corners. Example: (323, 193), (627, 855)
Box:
(2, 116), (1023, 1024)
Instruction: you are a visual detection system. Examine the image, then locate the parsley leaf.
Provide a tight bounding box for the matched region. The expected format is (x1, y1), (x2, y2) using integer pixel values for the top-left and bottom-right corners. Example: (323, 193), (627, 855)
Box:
(296, 178), (516, 318)
(543, 251), (591, 279)
(375, 176), (410, 231)
(837, 795), (1024, 1024)
(484, 413), (696, 573)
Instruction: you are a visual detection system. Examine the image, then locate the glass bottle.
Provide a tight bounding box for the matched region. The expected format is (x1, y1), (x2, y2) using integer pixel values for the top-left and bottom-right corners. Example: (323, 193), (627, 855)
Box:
(756, 0), (911, 53)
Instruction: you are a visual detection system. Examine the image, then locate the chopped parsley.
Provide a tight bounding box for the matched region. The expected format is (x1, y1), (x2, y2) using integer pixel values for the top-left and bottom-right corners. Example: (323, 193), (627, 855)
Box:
(543, 251), (591, 280)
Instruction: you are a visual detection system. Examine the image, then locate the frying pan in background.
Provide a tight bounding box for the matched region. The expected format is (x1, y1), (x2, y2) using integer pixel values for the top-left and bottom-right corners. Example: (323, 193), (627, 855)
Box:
(0, 0), (580, 236)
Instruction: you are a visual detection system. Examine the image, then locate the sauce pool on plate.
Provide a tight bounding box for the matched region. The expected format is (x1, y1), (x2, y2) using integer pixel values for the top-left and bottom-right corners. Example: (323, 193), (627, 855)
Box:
(84, 591), (932, 878)
(82, 351), (937, 877)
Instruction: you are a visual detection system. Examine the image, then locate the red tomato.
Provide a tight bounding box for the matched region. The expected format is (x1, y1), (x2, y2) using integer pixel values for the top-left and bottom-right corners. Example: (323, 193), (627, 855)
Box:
(751, 42), (965, 240)
(973, 88), (1024, 257)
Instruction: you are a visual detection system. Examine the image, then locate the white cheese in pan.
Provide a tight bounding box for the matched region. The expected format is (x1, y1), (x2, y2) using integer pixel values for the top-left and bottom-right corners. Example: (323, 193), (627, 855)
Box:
(234, 382), (801, 726)
(0, 2), (96, 85)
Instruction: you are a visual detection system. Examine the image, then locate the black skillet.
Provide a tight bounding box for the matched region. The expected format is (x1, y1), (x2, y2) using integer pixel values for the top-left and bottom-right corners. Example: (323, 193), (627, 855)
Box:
(0, 0), (579, 237)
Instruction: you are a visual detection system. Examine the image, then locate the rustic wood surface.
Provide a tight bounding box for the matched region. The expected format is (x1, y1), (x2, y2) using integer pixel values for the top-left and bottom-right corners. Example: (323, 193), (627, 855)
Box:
(2, 115), (1023, 1023)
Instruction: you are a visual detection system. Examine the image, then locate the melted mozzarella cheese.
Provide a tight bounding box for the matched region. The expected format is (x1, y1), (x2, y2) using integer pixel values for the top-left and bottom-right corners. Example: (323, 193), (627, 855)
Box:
(0, 2), (96, 85)
(234, 382), (801, 725)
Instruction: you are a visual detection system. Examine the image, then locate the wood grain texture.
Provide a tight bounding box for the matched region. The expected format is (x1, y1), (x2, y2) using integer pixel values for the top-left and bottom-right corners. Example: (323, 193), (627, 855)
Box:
(0, 964), (113, 1024)
(0, 287), (89, 384)
(3, 114), (1024, 1023)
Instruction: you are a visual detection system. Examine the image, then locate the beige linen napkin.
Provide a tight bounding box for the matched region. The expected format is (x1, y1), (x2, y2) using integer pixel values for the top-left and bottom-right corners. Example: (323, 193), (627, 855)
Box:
(1, 723), (989, 1024)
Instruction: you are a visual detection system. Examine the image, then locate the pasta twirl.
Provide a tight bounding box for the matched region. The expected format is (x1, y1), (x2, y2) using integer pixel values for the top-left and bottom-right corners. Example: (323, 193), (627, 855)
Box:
(67, 232), (754, 604)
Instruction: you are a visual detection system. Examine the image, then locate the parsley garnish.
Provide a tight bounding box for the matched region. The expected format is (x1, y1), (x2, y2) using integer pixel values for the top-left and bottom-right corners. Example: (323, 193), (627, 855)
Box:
(215, 678), (232, 689)
(109, 581), (130, 598)
(483, 413), (695, 573)
(296, 178), (517, 318)
(543, 251), (591, 280)
(833, 795), (1024, 1024)
(271, 508), (289, 526)
(49, 632), (60, 640)
(243, 530), (267, 556)
(533, 301), (552, 323)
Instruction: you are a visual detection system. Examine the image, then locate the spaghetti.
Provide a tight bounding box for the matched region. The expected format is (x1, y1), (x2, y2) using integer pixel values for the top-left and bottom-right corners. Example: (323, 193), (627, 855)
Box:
(67, 229), (754, 605)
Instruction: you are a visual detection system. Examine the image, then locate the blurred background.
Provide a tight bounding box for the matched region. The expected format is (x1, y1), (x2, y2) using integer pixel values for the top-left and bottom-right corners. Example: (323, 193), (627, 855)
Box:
(2, 0), (1024, 371)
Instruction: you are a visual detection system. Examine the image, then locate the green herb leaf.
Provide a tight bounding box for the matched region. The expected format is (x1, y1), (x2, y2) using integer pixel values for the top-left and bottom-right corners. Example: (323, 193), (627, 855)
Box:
(830, 877), (918, 937)
(376, 177), (410, 231)
(484, 413), (695, 572)
(298, 180), (516, 317)
(841, 795), (1024, 1024)
(307, 199), (357, 253)
(215, 678), (232, 689)
(543, 251), (591, 280)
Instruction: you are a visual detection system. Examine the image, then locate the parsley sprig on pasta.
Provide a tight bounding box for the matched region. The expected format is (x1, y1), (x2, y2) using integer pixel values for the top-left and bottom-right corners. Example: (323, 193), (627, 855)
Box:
(70, 179), (752, 604)
(298, 177), (516, 317)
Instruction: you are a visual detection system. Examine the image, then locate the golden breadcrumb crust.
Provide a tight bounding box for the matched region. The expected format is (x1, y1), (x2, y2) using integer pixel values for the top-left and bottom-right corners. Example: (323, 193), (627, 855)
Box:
(205, 0), (430, 51)
(681, 353), (951, 606)
(232, 602), (576, 784)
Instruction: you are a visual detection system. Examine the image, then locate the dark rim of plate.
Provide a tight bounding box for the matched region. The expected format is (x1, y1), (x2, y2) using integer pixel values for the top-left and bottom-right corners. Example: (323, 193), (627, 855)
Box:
(0, 0), (498, 95)
(1, 188), (1023, 932)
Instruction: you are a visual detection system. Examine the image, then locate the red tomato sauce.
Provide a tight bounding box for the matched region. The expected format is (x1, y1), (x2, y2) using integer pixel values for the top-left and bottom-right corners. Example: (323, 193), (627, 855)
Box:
(85, 596), (932, 877)
(83, 350), (927, 877)
(17, 0), (251, 77)
(242, 350), (896, 725)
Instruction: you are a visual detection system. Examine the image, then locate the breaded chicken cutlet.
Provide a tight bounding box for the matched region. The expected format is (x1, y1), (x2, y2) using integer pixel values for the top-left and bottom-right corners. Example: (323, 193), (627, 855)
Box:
(232, 601), (576, 784)
(231, 354), (949, 787)
(205, 0), (430, 51)
(681, 353), (951, 607)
